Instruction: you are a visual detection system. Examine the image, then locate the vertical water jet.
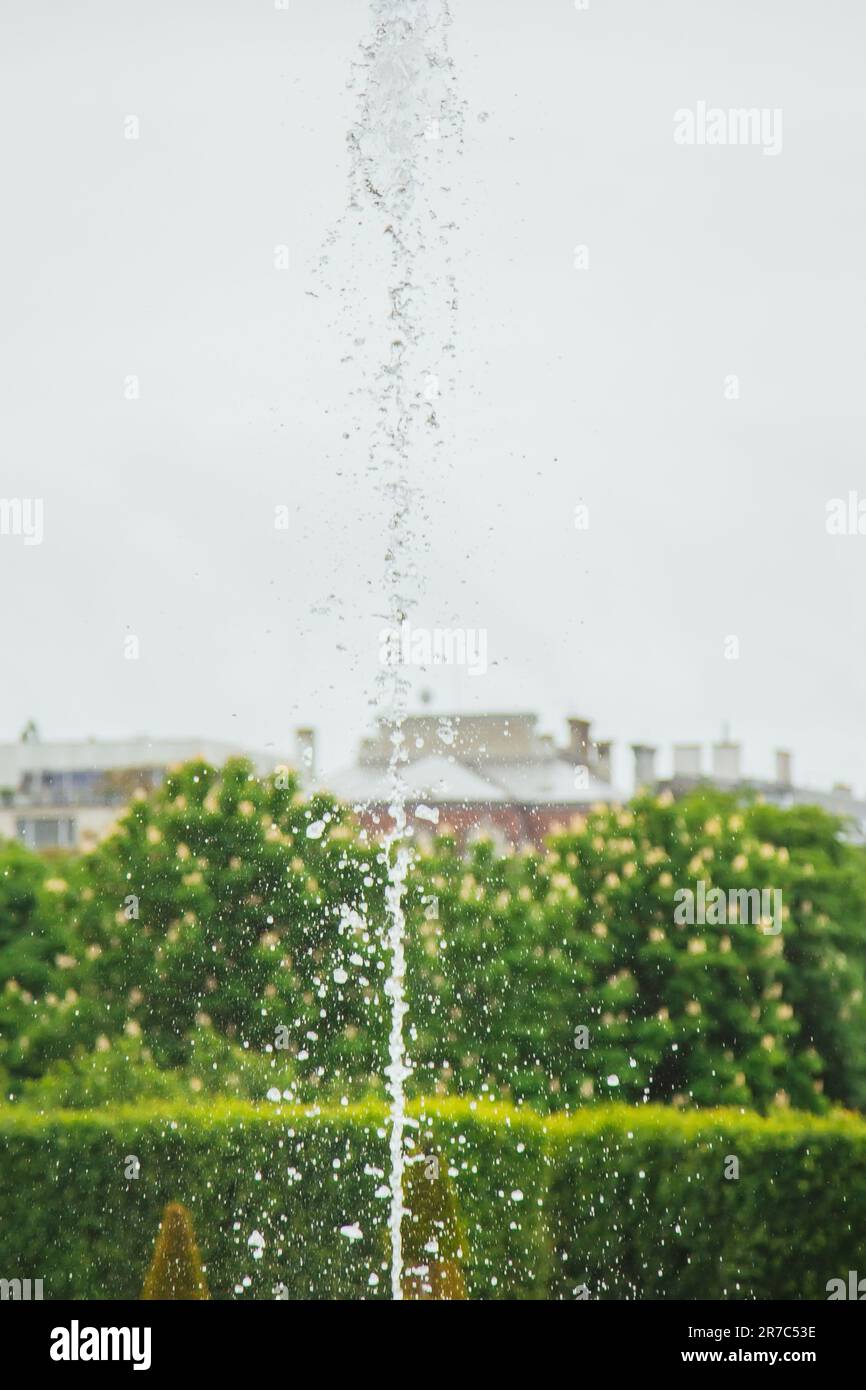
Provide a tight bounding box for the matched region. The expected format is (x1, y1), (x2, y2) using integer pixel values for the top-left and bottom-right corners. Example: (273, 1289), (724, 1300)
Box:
(342, 0), (462, 1298)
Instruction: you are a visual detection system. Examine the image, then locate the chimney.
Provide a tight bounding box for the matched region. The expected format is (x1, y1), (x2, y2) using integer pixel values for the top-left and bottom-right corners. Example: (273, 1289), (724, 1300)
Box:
(295, 727), (316, 785)
(673, 743), (702, 778)
(566, 717), (591, 766)
(775, 749), (792, 787)
(712, 741), (741, 783)
(593, 740), (612, 783)
(631, 744), (657, 790)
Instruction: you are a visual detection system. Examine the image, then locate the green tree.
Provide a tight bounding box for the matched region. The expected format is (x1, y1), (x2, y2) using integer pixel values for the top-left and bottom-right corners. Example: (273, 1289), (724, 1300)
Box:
(6, 770), (866, 1117)
(0, 840), (72, 1078)
(22, 759), (388, 1094)
(406, 790), (866, 1113)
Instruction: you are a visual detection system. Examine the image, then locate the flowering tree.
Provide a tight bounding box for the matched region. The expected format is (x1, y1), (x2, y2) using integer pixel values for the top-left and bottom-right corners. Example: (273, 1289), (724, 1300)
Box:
(407, 791), (866, 1112)
(2, 759), (388, 1096)
(3, 767), (866, 1115)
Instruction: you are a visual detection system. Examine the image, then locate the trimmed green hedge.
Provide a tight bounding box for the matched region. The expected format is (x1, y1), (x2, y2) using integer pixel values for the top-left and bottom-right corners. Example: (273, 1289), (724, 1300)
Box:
(1, 1099), (864, 1300)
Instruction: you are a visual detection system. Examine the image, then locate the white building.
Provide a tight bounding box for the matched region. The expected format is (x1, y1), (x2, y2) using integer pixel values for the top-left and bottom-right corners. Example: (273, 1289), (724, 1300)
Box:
(0, 735), (274, 850)
(326, 713), (626, 848)
(634, 741), (866, 843)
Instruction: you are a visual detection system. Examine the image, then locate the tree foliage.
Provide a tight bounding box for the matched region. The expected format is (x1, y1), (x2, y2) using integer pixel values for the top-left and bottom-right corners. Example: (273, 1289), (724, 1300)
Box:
(2, 765), (866, 1115)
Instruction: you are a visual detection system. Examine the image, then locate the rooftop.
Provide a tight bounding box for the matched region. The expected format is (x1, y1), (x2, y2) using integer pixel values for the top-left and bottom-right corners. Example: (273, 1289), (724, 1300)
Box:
(328, 712), (626, 809)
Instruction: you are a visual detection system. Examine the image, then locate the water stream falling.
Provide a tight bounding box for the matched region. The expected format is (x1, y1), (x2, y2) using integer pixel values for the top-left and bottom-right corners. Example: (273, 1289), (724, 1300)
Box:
(341, 0), (462, 1297)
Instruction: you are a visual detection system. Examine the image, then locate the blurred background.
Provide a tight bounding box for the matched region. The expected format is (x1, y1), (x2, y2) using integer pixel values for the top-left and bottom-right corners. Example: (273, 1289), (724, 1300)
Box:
(1, 0), (864, 795)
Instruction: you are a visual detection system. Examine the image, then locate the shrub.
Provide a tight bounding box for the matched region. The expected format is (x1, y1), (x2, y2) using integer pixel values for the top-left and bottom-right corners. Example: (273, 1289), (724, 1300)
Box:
(141, 1202), (209, 1300)
(401, 1152), (467, 1299)
(0, 1098), (864, 1300)
(14, 1032), (298, 1110)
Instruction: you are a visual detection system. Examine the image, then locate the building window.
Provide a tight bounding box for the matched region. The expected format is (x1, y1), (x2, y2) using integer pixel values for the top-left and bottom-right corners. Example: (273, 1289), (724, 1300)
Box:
(16, 817), (76, 849)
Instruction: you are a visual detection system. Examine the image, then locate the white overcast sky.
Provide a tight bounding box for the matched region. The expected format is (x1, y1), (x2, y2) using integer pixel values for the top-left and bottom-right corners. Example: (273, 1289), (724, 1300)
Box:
(1, 0), (865, 795)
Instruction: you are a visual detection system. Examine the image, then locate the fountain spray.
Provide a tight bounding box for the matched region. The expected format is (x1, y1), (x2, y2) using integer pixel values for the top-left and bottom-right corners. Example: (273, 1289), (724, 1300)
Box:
(344, 0), (462, 1298)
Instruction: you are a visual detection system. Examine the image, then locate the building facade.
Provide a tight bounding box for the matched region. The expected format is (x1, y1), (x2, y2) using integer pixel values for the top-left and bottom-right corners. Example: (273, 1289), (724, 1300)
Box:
(0, 735), (273, 850)
(325, 712), (624, 848)
(326, 715), (866, 849)
(633, 740), (866, 842)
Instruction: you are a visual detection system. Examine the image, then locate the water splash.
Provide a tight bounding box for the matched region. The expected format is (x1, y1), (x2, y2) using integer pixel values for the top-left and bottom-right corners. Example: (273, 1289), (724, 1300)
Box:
(343, 0), (462, 1299)
(383, 738), (411, 1299)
